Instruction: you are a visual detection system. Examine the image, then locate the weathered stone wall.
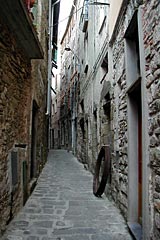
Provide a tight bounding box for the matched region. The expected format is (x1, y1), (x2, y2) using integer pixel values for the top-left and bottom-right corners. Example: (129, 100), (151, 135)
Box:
(77, 0), (110, 172)
(30, 58), (48, 176)
(142, 0), (160, 239)
(58, 0), (159, 238)
(0, 0), (49, 235)
(0, 19), (31, 235)
(110, 0), (147, 219)
(111, 28), (128, 217)
(110, 0), (160, 237)
(28, 0), (49, 180)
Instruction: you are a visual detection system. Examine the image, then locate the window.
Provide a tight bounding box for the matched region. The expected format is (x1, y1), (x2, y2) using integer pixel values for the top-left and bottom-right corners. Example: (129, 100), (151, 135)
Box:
(55, 75), (58, 89)
(79, 0), (89, 32)
(55, 99), (57, 113)
(99, 7), (106, 33)
(80, 118), (85, 139)
(125, 11), (140, 90)
(101, 52), (108, 72)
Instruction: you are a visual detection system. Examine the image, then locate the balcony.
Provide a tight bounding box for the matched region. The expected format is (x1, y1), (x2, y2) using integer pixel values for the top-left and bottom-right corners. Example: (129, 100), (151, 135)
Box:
(23, 0), (35, 13)
(0, 0), (43, 59)
(79, 0), (89, 32)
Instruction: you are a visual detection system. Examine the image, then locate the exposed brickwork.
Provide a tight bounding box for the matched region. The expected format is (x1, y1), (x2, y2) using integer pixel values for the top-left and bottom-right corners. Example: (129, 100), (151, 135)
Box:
(0, 19), (31, 234)
(0, 0), (48, 235)
(111, 34), (128, 217)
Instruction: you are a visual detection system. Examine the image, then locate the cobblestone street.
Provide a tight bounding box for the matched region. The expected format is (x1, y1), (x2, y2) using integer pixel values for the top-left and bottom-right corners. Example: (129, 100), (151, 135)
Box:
(2, 150), (132, 240)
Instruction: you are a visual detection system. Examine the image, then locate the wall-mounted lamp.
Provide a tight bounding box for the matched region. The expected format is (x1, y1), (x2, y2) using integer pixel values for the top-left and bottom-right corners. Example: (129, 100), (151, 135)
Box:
(89, 1), (110, 6)
(64, 47), (81, 74)
(65, 47), (72, 52)
(64, 46), (80, 62)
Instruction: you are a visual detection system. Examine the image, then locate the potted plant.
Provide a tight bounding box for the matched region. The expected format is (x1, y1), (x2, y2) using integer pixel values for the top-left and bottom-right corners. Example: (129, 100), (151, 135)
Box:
(30, 0), (35, 8)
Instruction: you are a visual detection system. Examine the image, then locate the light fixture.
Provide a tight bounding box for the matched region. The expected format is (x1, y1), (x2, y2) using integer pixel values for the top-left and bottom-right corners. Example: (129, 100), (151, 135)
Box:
(64, 47), (81, 73)
(64, 47), (71, 51)
(89, 1), (110, 6)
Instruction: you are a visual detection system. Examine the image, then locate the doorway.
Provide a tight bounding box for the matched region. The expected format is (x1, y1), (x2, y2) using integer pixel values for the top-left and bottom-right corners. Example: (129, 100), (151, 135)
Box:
(30, 100), (39, 179)
(125, 10), (143, 226)
(23, 161), (28, 205)
(128, 83), (142, 224)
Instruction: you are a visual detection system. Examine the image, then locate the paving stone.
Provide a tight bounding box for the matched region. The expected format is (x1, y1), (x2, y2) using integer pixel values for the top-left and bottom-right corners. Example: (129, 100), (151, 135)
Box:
(56, 221), (66, 227)
(26, 236), (39, 240)
(42, 209), (54, 214)
(3, 236), (23, 240)
(41, 238), (58, 240)
(10, 221), (29, 231)
(24, 208), (41, 214)
(2, 150), (132, 240)
(55, 206), (68, 210)
(91, 233), (132, 240)
(52, 227), (101, 236)
(23, 230), (31, 235)
(36, 229), (48, 235)
(32, 221), (53, 228)
(55, 210), (64, 215)
(53, 236), (91, 240)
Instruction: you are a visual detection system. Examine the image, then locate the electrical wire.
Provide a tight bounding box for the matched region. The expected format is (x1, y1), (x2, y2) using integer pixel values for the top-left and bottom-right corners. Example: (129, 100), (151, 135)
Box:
(51, 5), (83, 28)
(51, 0), (109, 28)
(53, 0), (62, 6)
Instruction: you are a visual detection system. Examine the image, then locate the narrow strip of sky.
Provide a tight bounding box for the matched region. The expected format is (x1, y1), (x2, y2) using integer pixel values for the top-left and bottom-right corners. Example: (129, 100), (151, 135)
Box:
(58, 0), (74, 40)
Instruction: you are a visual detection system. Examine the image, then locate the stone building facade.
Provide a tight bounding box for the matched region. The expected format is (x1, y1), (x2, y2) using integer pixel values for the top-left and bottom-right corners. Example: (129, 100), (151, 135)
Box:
(59, 0), (79, 152)
(142, 1), (160, 239)
(57, 0), (160, 239)
(0, 0), (49, 235)
(109, 0), (160, 239)
(50, 68), (61, 149)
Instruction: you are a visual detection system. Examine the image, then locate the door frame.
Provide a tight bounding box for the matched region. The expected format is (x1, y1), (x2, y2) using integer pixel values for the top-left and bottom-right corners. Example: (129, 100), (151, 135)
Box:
(126, 7), (150, 239)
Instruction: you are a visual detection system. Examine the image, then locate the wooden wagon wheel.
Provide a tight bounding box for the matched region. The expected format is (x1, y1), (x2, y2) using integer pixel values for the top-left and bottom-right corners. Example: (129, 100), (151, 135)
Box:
(93, 145), (110, 197)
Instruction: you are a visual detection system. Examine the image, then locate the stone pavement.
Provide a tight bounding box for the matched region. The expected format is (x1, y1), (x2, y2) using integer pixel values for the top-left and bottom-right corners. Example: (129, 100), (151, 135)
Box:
(2, 150), (132, 240)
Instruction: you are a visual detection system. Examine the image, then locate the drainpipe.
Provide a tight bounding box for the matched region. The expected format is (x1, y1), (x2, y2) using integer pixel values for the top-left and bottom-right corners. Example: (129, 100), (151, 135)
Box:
(46, 0), (52, 150)
(46, 0), (52, 117)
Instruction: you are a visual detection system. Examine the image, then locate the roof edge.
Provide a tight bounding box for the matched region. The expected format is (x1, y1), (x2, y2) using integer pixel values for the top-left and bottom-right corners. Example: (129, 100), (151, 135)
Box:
(60, 0), (78, 44)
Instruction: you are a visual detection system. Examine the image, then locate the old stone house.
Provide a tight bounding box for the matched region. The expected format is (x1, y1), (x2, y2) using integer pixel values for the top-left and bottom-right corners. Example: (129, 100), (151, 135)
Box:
(109, 0), (160, 239)
(0, 0), (56, 235)
(59, 0), (79, 152)
(50, 67), (61, 149)
(57, 0), (160, 239)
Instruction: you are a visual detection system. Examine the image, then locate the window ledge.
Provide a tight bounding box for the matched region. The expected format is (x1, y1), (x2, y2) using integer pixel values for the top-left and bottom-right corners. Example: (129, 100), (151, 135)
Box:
(0, 0), (43, 59)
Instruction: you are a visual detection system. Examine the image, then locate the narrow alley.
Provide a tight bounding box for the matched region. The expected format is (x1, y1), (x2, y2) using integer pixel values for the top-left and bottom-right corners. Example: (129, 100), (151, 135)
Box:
(1, 1), (160, 238)
(2, 150), (132, 240)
